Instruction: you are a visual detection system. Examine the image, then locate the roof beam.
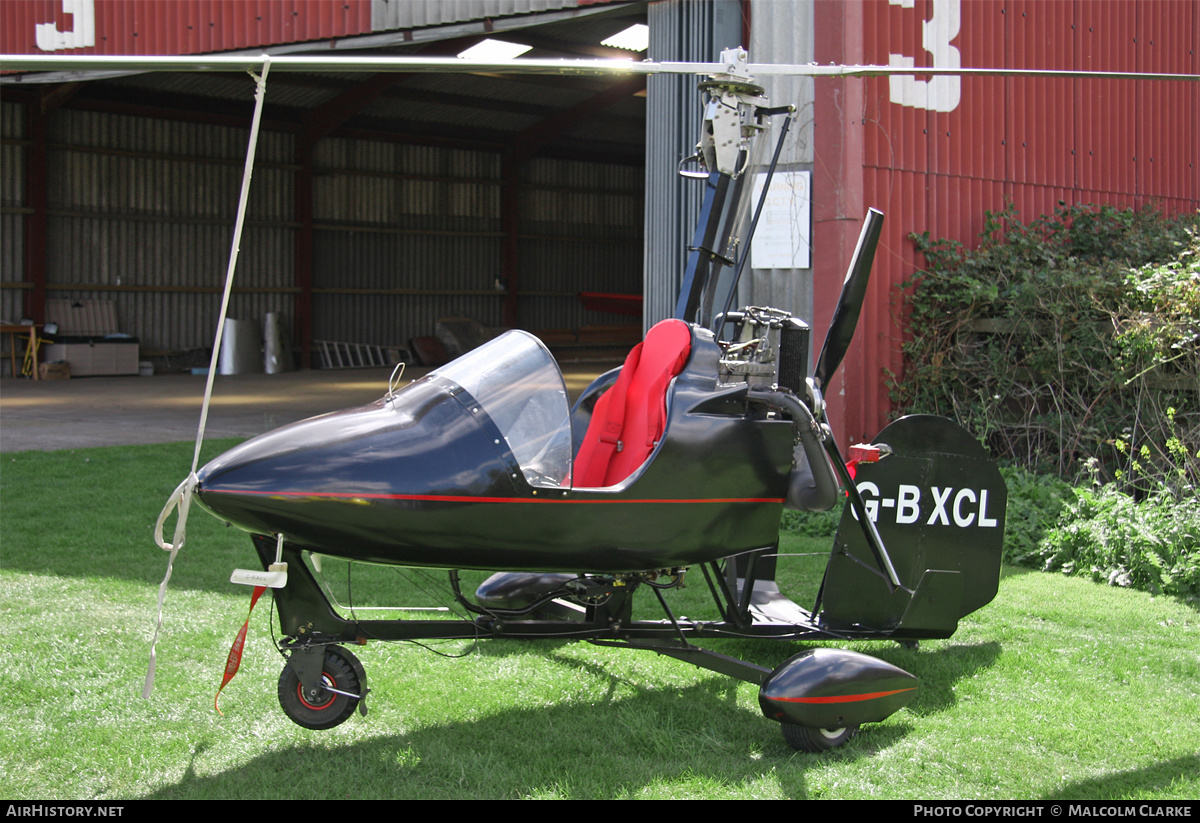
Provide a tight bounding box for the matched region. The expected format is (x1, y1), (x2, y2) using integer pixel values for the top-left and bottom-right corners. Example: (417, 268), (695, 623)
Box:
(301, 36), (483, 143)
(302, 72), (402, 143)
(510, 75), (646, 162)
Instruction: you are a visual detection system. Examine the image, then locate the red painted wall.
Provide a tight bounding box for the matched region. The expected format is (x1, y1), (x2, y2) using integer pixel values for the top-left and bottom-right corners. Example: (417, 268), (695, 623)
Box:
(1, 0), (374, 56)
(814, 0), (1199, 446)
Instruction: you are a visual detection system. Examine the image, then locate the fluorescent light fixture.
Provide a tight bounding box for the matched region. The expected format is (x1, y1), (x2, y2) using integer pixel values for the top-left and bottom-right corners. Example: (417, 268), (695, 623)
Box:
(602, 24), (649, 53)
(457, 39), (533, 61)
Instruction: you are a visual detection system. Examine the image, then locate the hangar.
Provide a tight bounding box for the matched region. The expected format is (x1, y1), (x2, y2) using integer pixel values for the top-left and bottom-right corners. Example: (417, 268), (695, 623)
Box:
(2, 1), (671, 370)
(3, 0), (1197, 445)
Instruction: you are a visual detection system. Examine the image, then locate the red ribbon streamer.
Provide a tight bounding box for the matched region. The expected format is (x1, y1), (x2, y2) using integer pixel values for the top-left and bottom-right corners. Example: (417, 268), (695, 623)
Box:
(215, 585), (266, 715)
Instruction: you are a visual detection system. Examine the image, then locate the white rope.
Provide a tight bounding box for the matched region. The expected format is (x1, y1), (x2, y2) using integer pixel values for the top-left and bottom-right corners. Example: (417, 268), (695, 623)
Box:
(144, 56), (271, 699)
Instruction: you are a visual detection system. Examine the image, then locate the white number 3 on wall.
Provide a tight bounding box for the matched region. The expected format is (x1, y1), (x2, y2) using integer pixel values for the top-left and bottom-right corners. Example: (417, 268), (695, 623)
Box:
(888, 0), (961, 113)
(36, 0), (96, 52)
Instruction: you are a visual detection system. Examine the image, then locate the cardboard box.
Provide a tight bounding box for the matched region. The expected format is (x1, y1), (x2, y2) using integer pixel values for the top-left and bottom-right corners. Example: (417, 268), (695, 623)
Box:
(41, 341), (139, 376)
(39, 362), (70, 380)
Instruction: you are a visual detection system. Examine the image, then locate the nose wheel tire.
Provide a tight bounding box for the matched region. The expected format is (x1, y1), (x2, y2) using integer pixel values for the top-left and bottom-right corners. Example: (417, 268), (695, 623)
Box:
(781, 723), (859, 752)
(278, 645), (364, 730)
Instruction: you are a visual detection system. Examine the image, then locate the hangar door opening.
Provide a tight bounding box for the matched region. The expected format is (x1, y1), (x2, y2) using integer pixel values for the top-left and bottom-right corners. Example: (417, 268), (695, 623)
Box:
(1, 1), (653, 371)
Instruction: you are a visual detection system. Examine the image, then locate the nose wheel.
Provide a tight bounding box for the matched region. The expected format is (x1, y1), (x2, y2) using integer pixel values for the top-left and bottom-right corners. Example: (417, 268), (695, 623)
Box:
(781, 723), (859, 752)
(278, 644), (368, 730)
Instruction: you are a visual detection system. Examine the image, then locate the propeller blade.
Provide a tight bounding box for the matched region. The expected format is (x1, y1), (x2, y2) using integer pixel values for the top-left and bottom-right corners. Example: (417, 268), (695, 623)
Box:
(813, 208), (885, 391)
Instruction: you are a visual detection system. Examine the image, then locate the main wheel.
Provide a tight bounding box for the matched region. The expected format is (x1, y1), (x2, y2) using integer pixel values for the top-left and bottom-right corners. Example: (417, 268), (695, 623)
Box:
(278, 645), (363, 730)
(781, 723), (859, 752)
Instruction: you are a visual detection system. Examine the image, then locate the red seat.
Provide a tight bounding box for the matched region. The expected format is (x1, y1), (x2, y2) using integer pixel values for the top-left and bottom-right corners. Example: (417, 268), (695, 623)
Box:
(574, 319), (692, 487)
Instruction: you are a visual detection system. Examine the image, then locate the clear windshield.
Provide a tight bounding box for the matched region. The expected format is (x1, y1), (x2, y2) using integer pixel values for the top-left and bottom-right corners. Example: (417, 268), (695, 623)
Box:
(432, 331), (572, 489)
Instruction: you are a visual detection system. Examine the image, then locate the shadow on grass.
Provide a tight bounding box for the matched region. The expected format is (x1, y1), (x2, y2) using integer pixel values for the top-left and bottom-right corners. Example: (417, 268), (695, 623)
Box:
(137, 677), (889, 800)
(898, 641), (1003, 716)
(132, 630), (982, 799)
(1040, 755), (1200, 801)
(1001, 564), (1038, 578)
(1, 441), (253, 592)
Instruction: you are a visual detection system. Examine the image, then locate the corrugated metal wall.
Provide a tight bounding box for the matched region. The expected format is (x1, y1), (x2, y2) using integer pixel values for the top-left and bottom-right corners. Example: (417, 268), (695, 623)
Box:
(0, 0), (606, 57)
(307, 142), (642, 347)
(0, 102), (24, 325)
(643, 0), (743, 329)
(2, 1), (646, 361)
(11, 107), (296, 352)
(0, 0), (374, 56)
(743, 0), (815, 328)
(310, 138), (503, 348)
(813, 0), (1200, 445)
(518, 157), (643, 333)
(371, 0), (585, 33)
(0, 101), (643, 354)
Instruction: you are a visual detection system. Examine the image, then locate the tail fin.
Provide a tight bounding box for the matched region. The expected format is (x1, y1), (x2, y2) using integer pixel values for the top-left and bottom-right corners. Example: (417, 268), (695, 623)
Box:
(818, 415), (1007, 638)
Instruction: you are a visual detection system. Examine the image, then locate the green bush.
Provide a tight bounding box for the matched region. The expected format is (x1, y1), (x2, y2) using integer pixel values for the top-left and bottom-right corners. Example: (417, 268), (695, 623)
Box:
(886, 203), (1199, 601)
(997, 465), (1073, 566)
(779, 507), (840, 538)
(895, 202), (1199, 491)
(1034, 477), (1200, 602)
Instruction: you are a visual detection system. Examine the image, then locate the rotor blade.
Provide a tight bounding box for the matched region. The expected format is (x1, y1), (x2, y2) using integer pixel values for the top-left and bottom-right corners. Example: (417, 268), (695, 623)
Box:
(0, 53), (651, 76)
(813, 208), (885, 391)
(3, 53), (1198, 79)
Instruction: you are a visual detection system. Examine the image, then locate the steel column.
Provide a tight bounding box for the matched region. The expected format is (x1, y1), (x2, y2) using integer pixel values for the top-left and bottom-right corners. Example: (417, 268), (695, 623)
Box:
(501, 155), (520, 328)
(23, 100), (47, 324)
(294, 136), (314, 368)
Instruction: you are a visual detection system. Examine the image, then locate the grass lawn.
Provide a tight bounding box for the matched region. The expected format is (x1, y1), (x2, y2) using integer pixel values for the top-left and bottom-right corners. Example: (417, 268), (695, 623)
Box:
(1, 442), (1197, 800)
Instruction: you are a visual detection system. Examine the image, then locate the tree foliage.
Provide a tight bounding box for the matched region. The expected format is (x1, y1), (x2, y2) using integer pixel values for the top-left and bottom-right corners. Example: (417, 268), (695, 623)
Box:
(892, 203), (1199, 600)
(895, 202), (1198, 493)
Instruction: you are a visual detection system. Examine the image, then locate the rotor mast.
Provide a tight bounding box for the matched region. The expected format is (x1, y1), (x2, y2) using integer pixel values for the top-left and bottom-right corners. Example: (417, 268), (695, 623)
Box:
(673, 48), (772, 326)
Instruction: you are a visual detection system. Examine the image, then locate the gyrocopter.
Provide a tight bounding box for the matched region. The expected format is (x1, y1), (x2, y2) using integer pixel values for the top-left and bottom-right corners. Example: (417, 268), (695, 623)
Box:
(177, 48), (1007, 752)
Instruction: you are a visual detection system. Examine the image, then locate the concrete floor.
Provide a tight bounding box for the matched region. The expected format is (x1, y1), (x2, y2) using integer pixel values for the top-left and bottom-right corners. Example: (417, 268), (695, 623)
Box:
(0, 362), (613, 452)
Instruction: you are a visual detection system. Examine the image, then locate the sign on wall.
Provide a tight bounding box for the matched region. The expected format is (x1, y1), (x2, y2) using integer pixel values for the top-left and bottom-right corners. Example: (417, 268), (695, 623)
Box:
(750, 171), (812, 270)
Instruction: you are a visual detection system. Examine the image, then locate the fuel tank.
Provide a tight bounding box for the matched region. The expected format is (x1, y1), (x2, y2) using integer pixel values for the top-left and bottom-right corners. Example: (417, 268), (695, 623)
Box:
(759, 648), (918, 729)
